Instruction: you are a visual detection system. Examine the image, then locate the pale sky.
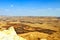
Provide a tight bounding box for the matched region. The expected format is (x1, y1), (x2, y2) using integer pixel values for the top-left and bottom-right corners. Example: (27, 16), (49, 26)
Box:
(0, 0), (60, 16)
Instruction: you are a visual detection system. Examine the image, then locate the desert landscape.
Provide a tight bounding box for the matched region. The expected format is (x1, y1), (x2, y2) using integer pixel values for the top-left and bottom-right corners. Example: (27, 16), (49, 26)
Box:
(0, 16), (60, 40)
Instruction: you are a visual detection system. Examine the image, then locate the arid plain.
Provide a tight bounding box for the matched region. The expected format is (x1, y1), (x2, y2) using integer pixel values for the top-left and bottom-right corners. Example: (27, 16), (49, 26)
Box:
(0, 16), (60, 40)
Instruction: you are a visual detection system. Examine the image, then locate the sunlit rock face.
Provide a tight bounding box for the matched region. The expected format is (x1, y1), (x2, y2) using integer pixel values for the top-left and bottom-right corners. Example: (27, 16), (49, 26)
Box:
(0, 26), (26, 40)
(41, 39), (47, 40)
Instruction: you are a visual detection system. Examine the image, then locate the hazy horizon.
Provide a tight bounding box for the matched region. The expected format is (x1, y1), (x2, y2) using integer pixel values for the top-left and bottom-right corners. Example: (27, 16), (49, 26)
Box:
(0, 0), (60, 16)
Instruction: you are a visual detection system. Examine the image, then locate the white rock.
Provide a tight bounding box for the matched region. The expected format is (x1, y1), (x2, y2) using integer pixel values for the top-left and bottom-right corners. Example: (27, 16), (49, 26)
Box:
(0, 27), (26, 40)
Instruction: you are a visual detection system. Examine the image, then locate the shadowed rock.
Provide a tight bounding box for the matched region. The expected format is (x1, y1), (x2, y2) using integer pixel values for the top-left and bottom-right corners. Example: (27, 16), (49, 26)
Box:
(15, 24), (56, 35)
